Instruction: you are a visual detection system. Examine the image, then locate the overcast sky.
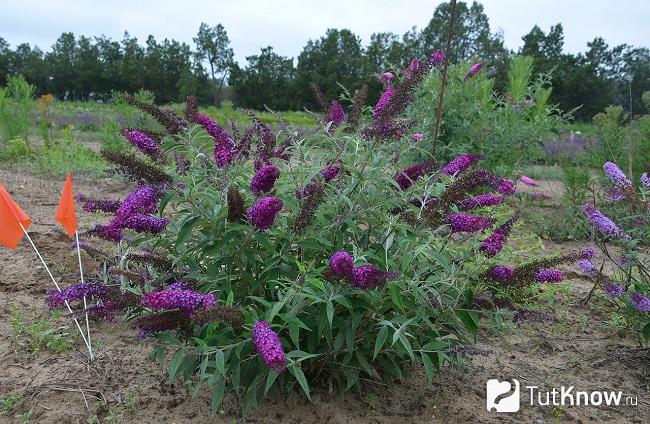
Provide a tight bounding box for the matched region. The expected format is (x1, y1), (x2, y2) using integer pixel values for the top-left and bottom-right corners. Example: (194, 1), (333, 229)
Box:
(1, 0), (648, 64)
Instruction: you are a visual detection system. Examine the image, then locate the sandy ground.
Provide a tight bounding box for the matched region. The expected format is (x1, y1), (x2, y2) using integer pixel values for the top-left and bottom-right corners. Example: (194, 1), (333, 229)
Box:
(1, 169), (649, 423)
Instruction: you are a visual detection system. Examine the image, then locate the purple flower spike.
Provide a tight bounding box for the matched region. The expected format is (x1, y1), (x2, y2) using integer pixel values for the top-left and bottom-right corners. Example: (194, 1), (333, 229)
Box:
(489, 265), (514, 280)
(464, 62), (484, 80)
(329, 251), (354, 277)
(480, 216), (518, 257)
(582, 247), (595, 260)
(122, 129), (160, 158)
(349, 265), (397, 289)
(320, 163), (342, 182)
(373, 86), (395, 119)
(441, 154), (483, 176)
(582, 204), (625, 239)
(446, 214), (495, 233)
(430, 50), (446, 66)
(519, 175), (538, 186)
(87, 224), (123, 242)
(247, 196), (283, 231)
(250, 164), (280, 195)
(630, 292), (650, 313)
(576, 259), (595, 275)
(461, 194), (504, 210)
(115, 186), (159, 220)
(252, 321), (287, 372)
(603, 282), (624, 298)
(142, 288), (215, 311)
(411, 133), (424, 141)
(497, 179), (516, 195)
(394, 162), (436, 190)
(534, 269), (564, 283)
(603, 162), (632, 189)
(194, 113), (235, 168)
(324, 101), (345, 127)
(122, 214), (168, 234)
(640, 173), (650, 188)
(46, 282), (108, 309)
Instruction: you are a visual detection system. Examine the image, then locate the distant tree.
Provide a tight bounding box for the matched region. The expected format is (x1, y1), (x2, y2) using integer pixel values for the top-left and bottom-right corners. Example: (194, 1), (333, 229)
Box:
(295, 29), (366, 109)
(46, 32), (77, 99)
(0, 38), (11, 86)
(229, 46), (296, 110)
(193, 23), (234, 107)
(9, 43), (47, 93)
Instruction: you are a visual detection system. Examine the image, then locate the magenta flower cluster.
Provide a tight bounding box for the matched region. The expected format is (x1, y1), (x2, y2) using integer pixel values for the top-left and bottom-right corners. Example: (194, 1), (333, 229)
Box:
(247, 196), (283, 231)
(194, 113), (235, 168)
(394, 162), (436, 190)
(446, 214), (494, 233)
(329, 251), (354, 277)
(122, 214), (168, 234)
(641, 173), (650, 188)
(576, 259), (595, 274)
(464, 62), (484, 80)
(350, 265), (397, 289)
(142, 288), (215, 311)
(603, 282), (624, 298)
(115, 186), (159, 219)
(373, 87), (395, 119)
(250, 164), (280, 195)
(489, 265), (514, 280)
(430, 50), (445, 66)
(534, 269), (564, 283)
(582, 204), (625, 239)
(324, 101), (345, 127)
(122, 129), (160, 158)
(441, 154), (483, 176)
(480, 216), (518, 257)
(251, 321), (287, 372)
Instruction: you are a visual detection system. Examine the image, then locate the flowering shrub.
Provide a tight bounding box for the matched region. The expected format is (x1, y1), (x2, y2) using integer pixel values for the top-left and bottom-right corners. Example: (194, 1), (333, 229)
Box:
(54, 59), (535, 413)
(576, 161), (650, 341)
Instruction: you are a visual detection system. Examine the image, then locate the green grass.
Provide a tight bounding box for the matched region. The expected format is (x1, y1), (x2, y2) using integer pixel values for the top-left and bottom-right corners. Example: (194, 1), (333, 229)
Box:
(10, 303), (77, 355)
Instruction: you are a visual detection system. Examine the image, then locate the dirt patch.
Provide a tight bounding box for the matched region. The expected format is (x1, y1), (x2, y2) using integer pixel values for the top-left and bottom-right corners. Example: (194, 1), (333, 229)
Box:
(1, 171), (648, 423)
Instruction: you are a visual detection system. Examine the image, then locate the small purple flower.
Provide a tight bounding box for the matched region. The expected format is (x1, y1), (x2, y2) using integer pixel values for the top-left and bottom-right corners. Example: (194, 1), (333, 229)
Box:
(489, 265), (514, 280)
(603, 162), (632, 189)
(349, 265), (397, 289)
(480, 216), (518, 257)
(250, 164), (280, 196)
(446, 214), (495, 233)
(461, 194), (504, 210)
(394, 162), (436, 190)
(194, 113), (235, 168)
(606, 187), (625, 202)
(46, 282), (108, 309)
(641, 173), (650, 188)
(464, 62), (484, 80)
(166, 280), (193, 291)
(115, 186), (159, 220)
(576, 259), (595, 274)
(76, 194), (121, 213)
(603, 282), (624, 298)
(519, 175), (538, 186)
(582, 204), (625, 239)
(122, 214), (168, 234)
(430, 50), (445, 66)
(441, 154), (483, 176)
(247, 196), (283, 231)
(381, 71), (394, 82)
(252, 321), (287, 372)
(372, 86), (395, 119)
(330, 251), (354, 277)
(404, 58), (421, 79)
(142, 288), (215, 311)
(87, 224), (123, 242)
(411, 133), (424, 141)
(630, 292), (650, 313)
(324, 100), (345, 127)
(497, 179), (516, 195)
(582, 247), (595, 260)
(320, 163), (342, 182)
(534, 269), (564, 283)
(122, 129), (160, 158)
(530, 192), (546, 201)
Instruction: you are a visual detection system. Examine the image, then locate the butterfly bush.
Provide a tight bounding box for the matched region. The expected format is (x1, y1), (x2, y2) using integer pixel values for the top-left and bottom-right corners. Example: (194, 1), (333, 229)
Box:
(576, 161), (650, 341)
(64, 57), (555, 413)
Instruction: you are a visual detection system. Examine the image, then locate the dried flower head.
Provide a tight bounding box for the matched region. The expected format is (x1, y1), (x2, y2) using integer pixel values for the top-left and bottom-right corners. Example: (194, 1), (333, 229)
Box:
(227, 187), (246, 223)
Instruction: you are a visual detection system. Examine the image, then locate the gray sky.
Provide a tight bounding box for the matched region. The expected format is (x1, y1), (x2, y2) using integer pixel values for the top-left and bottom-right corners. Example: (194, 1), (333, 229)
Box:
(1, 0), (648, 64)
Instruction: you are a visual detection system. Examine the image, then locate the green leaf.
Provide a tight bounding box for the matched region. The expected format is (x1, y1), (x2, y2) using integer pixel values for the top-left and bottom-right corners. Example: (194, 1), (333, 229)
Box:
(326, 301), (334, 326)
(176, 216), (199, 247)
(457, 310), (479, 339)
(210, 379), (226, 415)
(215, 350), (225, 376)
(398, 332), (415, 361)
(421, 352), (434, 384)
(168, 349), (184, 382)
(373, 326), (389, 360)
(264, 371), (279, 395)
(389, 284), (405, 312)
(289, 366), (311, 401)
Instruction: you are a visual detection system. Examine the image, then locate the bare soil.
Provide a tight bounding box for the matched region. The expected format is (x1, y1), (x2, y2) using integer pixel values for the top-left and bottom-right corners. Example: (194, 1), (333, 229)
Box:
(1, 170), (648, 423)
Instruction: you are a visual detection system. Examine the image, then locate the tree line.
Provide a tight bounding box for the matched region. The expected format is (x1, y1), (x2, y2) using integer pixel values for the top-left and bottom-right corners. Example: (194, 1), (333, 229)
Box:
(0, 1), (648, 120)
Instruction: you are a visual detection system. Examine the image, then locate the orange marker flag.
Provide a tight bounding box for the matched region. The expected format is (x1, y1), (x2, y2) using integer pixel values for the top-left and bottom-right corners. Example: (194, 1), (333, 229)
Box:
(56, 173), (78, 238)
(0, 184), (32, 249)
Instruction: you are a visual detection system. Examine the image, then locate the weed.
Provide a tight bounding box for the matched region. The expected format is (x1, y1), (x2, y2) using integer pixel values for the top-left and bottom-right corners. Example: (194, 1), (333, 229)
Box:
(10, 303), (75, 355)
(0, 394), (22, 416)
